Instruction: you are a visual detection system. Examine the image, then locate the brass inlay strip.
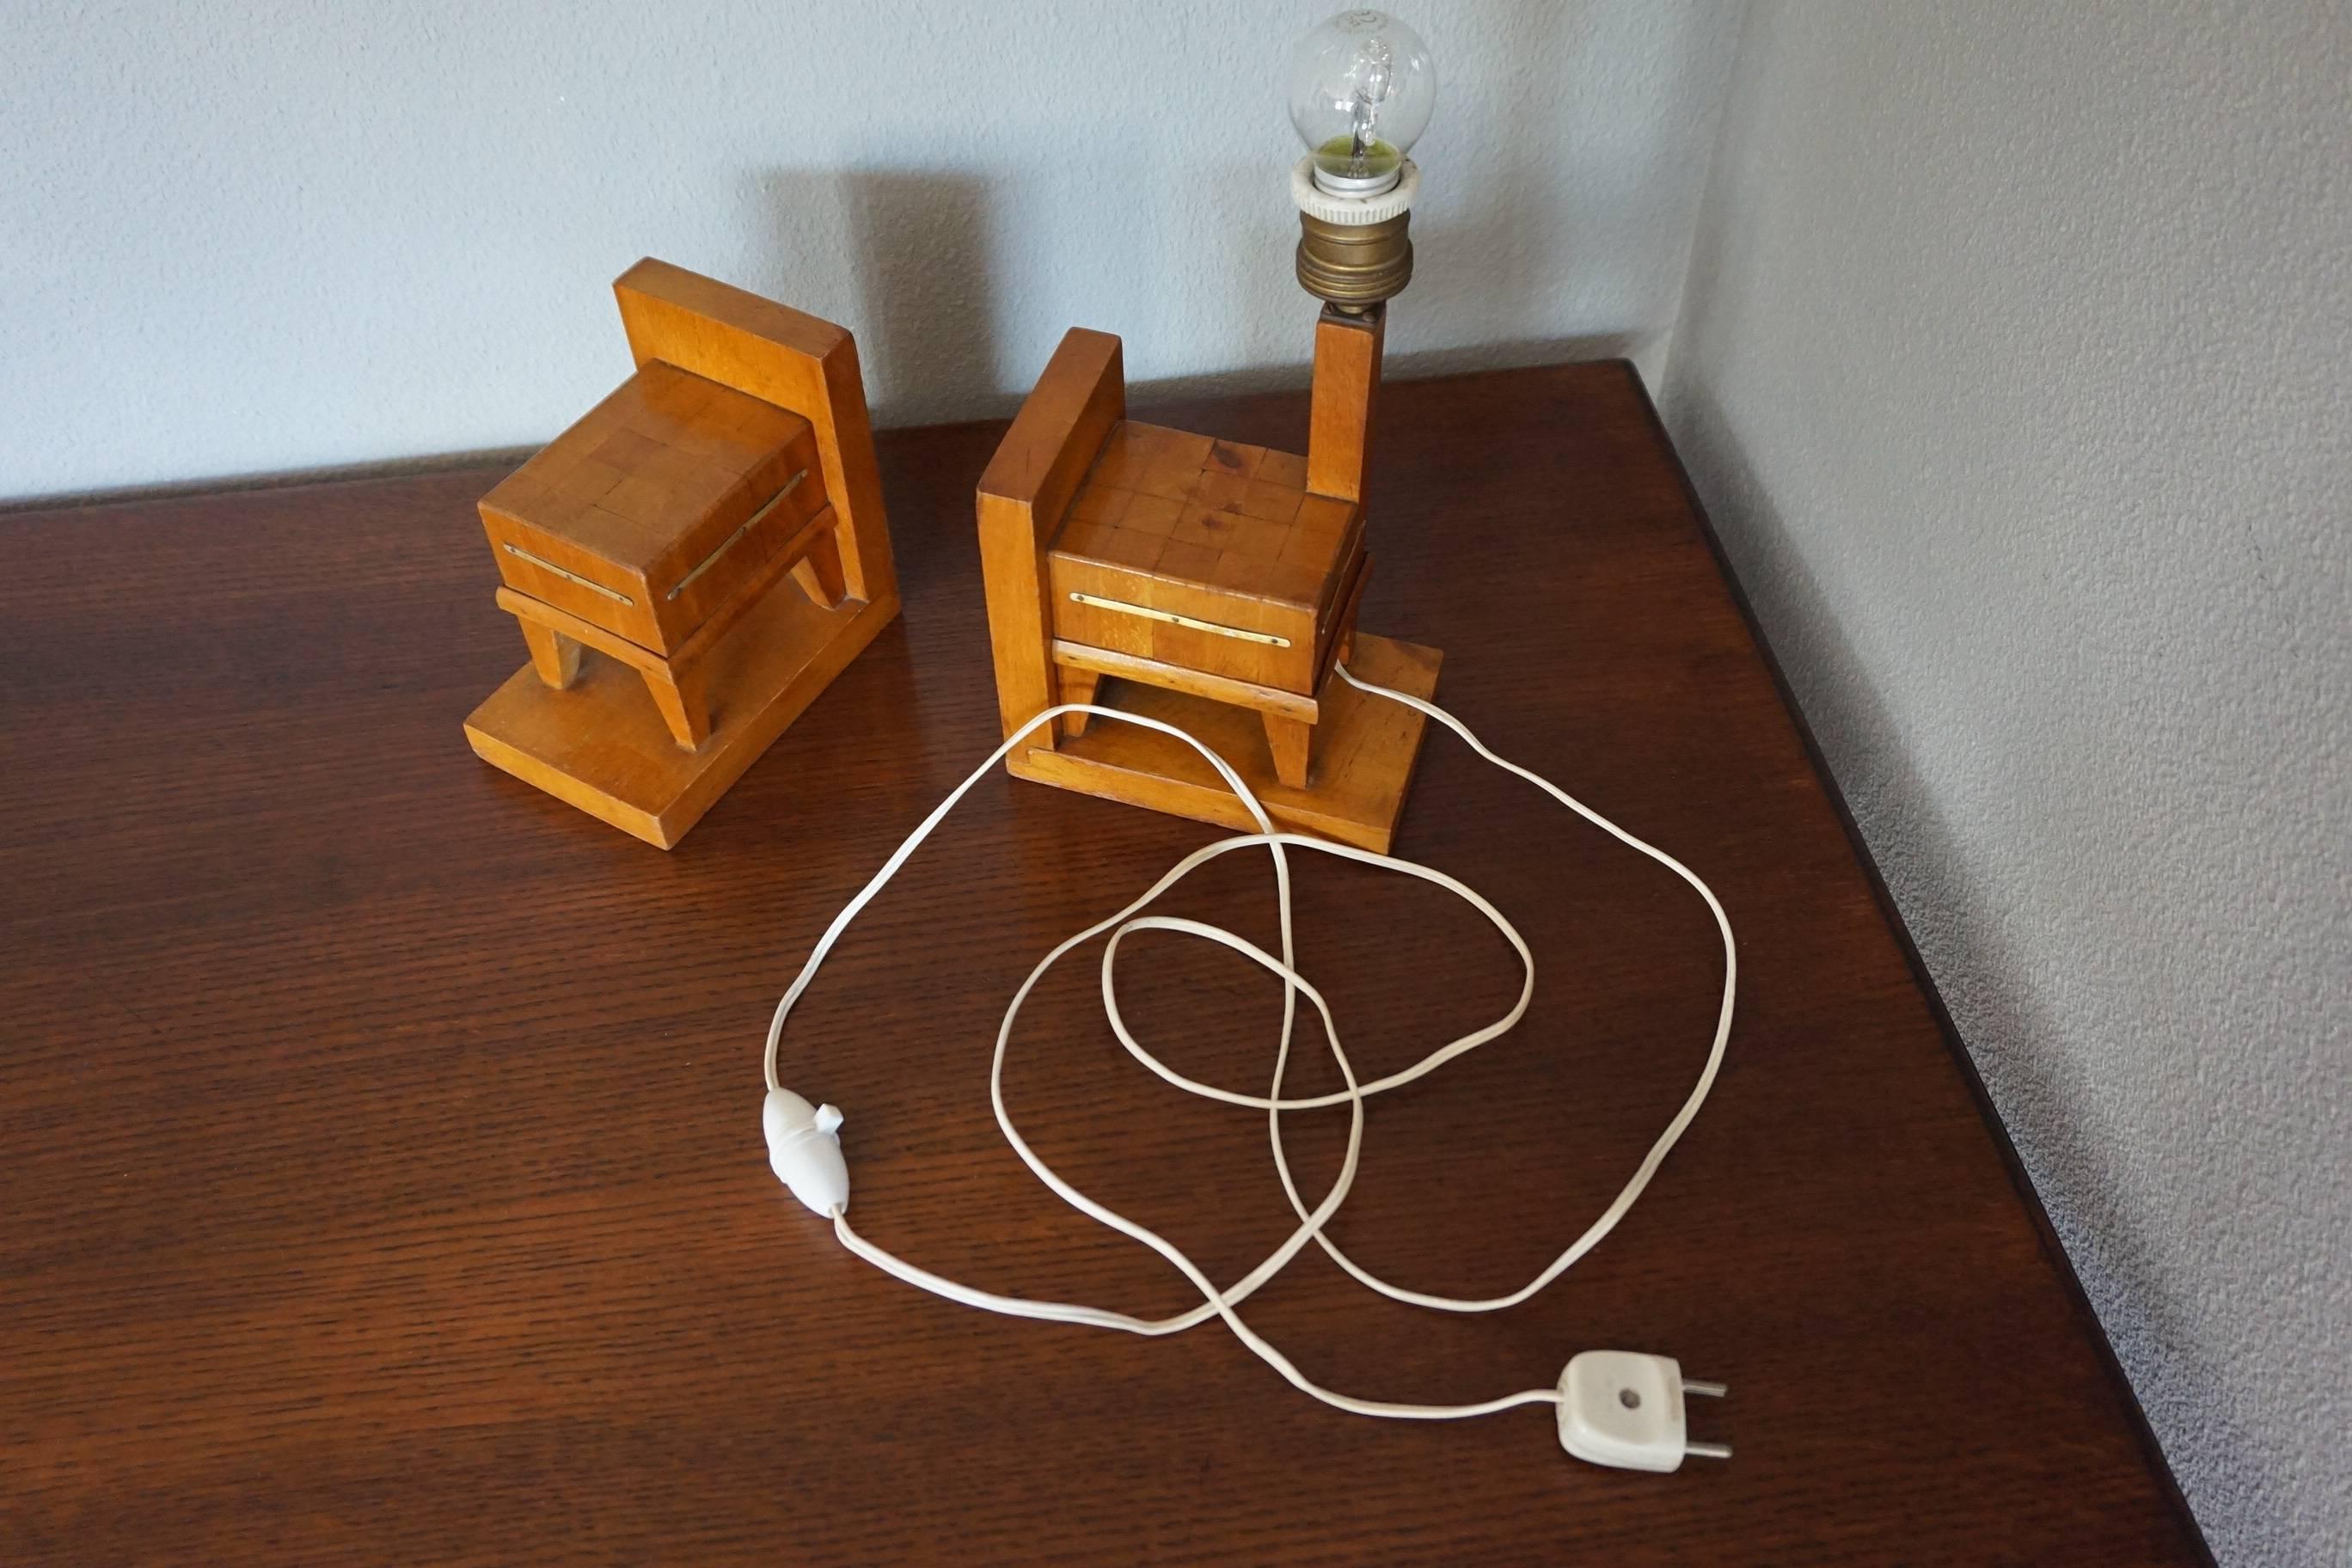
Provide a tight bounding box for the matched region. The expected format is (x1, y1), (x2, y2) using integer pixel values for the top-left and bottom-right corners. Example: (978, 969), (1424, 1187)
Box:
(667, 469), (807, 602)
(1067, 591), (1292, 647)
(502, 542), (634, 606)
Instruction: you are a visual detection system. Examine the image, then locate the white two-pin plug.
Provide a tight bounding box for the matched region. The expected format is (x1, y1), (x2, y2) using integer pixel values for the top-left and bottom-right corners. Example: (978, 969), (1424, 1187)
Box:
(1557, 1351), (1731, 1473)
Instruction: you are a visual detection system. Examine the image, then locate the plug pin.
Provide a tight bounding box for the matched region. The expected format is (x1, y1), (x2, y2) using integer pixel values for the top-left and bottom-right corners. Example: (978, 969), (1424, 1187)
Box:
(1682, 1373), (1730, 1459)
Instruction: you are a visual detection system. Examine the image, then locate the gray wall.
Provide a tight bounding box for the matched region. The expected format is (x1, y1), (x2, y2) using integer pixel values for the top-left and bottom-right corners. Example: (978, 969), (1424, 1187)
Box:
(1660, 4), (2349, 1562)
(0, 0), (1737, 501)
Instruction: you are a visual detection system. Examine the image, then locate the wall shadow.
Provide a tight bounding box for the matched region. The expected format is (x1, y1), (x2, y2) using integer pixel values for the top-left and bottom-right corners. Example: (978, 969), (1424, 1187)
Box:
(1658, 376), (2250, 1542)
(747, 166), (1003, 432)
(836, 168), (1001, 430)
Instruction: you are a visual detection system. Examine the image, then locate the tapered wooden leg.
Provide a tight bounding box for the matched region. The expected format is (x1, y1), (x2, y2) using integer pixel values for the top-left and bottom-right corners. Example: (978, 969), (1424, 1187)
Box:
(640, 665), (709, 751)
(519, 618), (582, 689)
(1262, 712), (1312, 789)
(788, 526), (849, 609)
(1057, 665), (1102, 738)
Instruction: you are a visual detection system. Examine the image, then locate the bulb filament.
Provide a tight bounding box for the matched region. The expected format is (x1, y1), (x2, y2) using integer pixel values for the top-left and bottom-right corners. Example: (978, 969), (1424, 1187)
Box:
(1347, 35), (1394, 175)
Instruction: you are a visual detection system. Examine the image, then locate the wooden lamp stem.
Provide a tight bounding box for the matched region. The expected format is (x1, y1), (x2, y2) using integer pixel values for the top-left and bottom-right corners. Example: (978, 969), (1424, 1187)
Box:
(1307, 303), (1385, 504)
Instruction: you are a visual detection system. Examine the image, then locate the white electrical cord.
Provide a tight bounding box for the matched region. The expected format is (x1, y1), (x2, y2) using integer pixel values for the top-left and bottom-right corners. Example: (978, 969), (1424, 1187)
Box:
(762, 663), (1736, 1424)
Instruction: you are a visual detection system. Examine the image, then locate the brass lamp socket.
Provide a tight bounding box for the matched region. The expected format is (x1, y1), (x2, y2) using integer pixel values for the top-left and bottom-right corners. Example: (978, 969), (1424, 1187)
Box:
(1295, 210), (1413, 314)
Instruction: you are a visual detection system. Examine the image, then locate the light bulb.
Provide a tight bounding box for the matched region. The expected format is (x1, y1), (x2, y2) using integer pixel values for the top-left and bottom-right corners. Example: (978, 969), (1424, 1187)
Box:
(1287, 10), (1436, 197)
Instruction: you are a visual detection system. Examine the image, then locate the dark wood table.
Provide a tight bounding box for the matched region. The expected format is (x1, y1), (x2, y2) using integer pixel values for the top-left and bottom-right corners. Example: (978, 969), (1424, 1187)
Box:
(1, 364), (2207, 1565)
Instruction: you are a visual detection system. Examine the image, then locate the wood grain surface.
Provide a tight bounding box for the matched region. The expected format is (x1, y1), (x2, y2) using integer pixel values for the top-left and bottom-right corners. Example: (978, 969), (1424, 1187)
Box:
(0, 364), (2208, 1565)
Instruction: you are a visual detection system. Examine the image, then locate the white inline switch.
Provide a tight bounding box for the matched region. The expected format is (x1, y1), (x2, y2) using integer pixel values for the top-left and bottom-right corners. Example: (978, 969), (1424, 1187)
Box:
(763, 1088), (849, 1216)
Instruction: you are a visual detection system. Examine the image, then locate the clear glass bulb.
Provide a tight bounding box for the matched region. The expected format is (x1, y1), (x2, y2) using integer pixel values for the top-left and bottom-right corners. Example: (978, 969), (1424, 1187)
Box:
(1287, 10), (1436, 197)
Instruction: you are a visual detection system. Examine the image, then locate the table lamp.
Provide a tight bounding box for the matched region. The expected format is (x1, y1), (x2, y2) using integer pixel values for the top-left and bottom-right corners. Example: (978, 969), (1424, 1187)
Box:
(974, 10), (1444, 853)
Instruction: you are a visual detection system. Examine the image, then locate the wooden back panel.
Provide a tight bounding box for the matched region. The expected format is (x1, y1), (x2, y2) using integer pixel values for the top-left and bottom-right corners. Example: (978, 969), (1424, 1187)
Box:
(974, 328), (1125, 743)
(611, 258), (897, 609)
(1307, 303), (1384, 504)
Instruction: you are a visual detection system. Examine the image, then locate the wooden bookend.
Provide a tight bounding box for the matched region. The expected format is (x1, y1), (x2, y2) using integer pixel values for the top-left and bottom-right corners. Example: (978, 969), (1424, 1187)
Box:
(975, 324), (1440, 854)
(462, 259), (901, 848)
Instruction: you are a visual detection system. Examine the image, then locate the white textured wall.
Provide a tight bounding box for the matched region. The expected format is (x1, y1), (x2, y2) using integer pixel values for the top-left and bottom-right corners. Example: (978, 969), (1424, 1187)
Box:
(0, 0), (1738, 501)
(1661, 5), (2350, 1563)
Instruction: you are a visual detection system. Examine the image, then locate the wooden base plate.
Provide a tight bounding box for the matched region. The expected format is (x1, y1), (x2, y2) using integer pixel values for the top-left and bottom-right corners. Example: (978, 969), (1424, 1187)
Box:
(1009, 632), (1441, 854)
(463, 585), (898, 848)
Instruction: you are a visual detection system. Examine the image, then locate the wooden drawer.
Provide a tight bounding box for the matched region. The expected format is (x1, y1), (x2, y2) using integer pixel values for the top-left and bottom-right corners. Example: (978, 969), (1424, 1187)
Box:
(479, 361), (827, 655)
(1044, 421), (1364, 695)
